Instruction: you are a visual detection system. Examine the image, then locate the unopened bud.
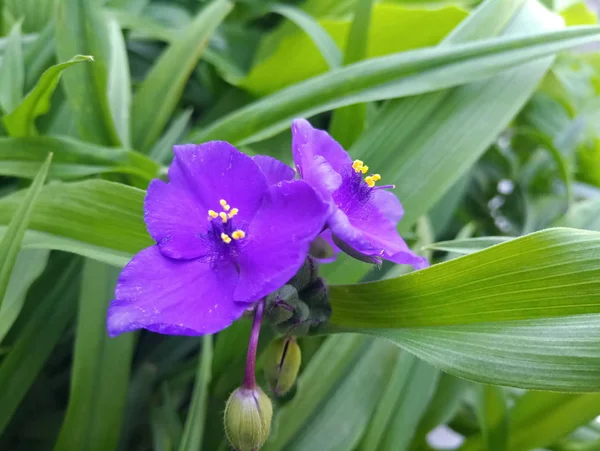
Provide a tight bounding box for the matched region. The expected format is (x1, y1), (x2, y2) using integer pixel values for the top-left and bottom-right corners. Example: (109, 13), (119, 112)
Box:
(288, 256), (319, 291)
(224, 386), (273, 451)
(265, 285), (298, 325)
(264, 337), (302, 396)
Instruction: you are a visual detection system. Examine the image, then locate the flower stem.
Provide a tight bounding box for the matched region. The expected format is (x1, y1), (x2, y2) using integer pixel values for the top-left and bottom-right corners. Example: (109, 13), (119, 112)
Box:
(243, 298), (265, 389)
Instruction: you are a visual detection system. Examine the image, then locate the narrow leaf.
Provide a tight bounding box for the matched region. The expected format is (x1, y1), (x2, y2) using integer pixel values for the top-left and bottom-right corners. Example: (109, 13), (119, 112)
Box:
(0, 22), (24, 113)
(474, 385), (509, 451)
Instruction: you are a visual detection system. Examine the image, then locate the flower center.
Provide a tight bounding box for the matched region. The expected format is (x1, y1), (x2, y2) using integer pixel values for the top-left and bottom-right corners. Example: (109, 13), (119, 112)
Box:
(352, 160), (382, 188)
(207, 199), (246, 244)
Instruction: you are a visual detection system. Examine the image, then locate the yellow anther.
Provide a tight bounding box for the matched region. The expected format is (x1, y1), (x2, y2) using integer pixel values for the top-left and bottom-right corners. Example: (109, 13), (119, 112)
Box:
(208, 210), (219, 219)
(361, 165), (369, 174)
(221, 233), (232, 244)
(219, 212), (228, 223)
(228, 208), (239, 218)
(352, 159), (364, 173)
(372, 174), (381, 181)
(365, 176), (375, 188)
(219, 199), (231, 211)
(231, 230), (246, 240)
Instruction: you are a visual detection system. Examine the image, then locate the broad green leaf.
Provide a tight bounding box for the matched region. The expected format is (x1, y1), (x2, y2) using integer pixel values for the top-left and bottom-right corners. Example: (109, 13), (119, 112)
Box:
(243, 4), (468, 96)
(461, 392), (600, 451)
(23, 21), (56, 91)
(0, 22), (24, 114)
(0, 257), (80, 435)
(3, 55), (93, 137)
(328, 228), (600, 391)
(0, 180), (149, 267)
(423, 236), (513, 254)
(0, 136), (159, 181)
(131, 0), (232, 152)
(329, 0), (374, 148)
(268, 4), (341, 70)
(359, 353), (439, 451)
(190, 24), (600, 146)
(0, 154), (51, 310)
(474, 385), (508, 451)
(5, 0), (56, 33)
(0, 249), (50, 344)
(178, 335), (212, 451)
(264, 335), (399, 451)
(55, 0), (122, 145)
(54, 260), (135, 451)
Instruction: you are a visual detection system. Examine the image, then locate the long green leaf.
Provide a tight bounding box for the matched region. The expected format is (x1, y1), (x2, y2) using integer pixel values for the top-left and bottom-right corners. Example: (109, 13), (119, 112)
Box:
(55, 0), (121, 145)
(178, 335), (212, 451)
(0, 249), (50, 344)
(131, 0), (232, 152)
(189, 24), (600, 146)
(0, 257), (80, 435)
(0, 136), (159, 181)
(0, 22), (24, 114)
(3, 55), (93, 137)
(0, 180), (149, 267)
(474, 385), (508, 451)
(54, 260), (135, 451)
(106, 16), (131, 147)
(359, 353), (438, 451)
(0, 153), (51, 310)
(328, 228), (600, 391)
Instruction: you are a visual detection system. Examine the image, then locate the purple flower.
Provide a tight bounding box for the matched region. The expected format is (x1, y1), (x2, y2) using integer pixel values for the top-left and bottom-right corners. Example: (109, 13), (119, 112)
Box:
(291, 118), (428, 270)
(107, 142), (329, 336)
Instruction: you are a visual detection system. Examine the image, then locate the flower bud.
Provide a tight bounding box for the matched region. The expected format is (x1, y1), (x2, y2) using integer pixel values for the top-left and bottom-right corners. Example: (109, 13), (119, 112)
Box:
(224, 386), (273, 451)
(287, 256), (319, 291)
(264, 337), (302, 396)
(265, 285), (298, 325)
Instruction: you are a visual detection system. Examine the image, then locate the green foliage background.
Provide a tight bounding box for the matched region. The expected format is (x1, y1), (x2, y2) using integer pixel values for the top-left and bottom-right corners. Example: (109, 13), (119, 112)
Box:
(2, 0), (600, 450)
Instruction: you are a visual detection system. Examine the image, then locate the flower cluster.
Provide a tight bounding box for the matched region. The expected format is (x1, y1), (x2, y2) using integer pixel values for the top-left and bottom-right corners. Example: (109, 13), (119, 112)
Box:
(107, 119), (427, 338)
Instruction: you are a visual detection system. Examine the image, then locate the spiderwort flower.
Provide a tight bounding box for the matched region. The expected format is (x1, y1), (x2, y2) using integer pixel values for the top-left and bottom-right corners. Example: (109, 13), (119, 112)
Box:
(106, 142), (329, 336)
(291, 118), (428, 269)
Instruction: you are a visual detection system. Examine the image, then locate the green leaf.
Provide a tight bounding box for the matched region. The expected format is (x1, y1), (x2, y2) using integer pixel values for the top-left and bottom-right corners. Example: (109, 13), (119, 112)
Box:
(264, 335), (400, 451)
(423, 236), (513, 255)
(0, 257), (80, 435)
(328, 0), (374, 148)
(0, 22), (24, 114)
(106, 15), (131, 147)
(131, 0), (233, 152)
(243, 3), (468, 96)
(55, 0), (122, 145)
(359, 353), (439, 451)
(54, 260), (135, 451)
(328, 228), (600, 391)
(268, 4), (341, 70)
(474, 385), (508, 451)
(178, 335), (212, 451)
(149, 108), (193, 164)
(461, 392), (600, 451)
(0, 153), (51, 310)
(0, 136), (159, 181)
(0, 249), (50, 344)
(190, 24), (600, 146)
(0, 180), (150, 267)
(3, 55), (93, 137)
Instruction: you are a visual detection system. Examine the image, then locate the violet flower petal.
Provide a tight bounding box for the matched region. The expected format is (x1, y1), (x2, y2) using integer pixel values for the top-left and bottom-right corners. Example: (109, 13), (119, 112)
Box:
(107, 246), (246, 336)
(252, 155), (295, 185)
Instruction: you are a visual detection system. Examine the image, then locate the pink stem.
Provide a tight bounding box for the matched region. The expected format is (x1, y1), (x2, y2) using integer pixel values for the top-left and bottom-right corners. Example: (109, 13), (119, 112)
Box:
(243, 298), (265, 389)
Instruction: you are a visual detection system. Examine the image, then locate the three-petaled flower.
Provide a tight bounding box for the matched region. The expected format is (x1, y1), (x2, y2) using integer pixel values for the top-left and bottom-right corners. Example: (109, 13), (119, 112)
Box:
(107, 142), (329, 336)
(291, 118), (428, 269)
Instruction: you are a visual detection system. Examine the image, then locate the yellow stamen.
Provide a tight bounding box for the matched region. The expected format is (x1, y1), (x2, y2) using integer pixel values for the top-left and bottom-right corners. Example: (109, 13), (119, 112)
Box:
(220, 199), (231, 211)
(372, 174), (381, 182)
(208, 210), (219, 219)
(219, 212), (228, 223)
(221, 233), (232, 244)
(231, 230), (246, 240)
(365, 176), (375, 188)
(228, 208), (239, 218)
(361, 165), (369, 174)
(352, 159), (364, 173)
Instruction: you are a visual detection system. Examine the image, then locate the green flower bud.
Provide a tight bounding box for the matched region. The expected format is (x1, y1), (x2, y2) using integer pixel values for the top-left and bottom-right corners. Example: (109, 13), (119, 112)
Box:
(224, 386), (273, 451)
(264, 337), (302, 396)
(288, 256), (319, 291)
